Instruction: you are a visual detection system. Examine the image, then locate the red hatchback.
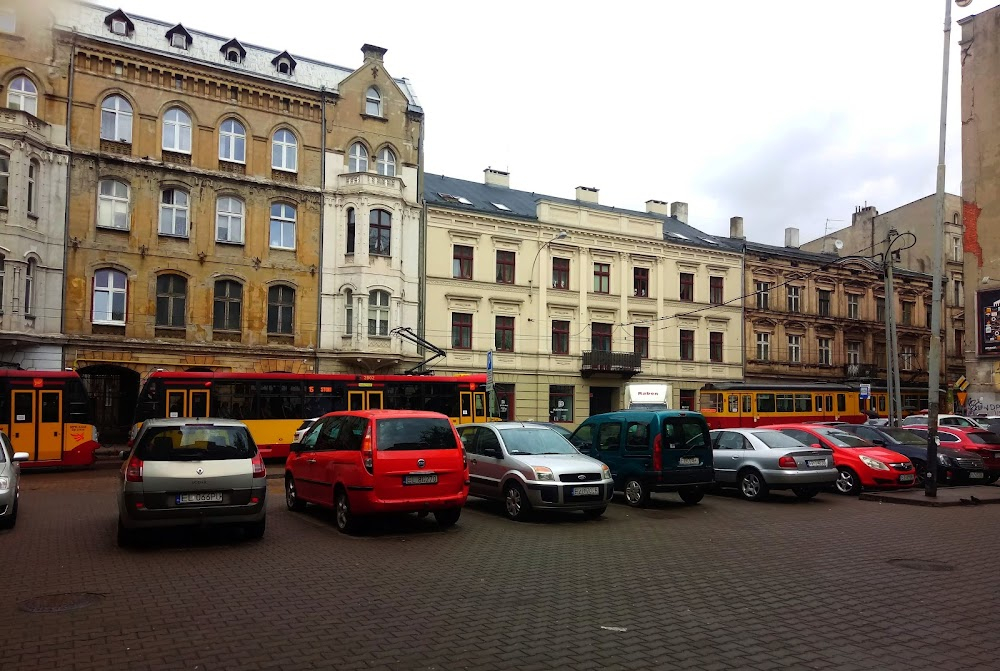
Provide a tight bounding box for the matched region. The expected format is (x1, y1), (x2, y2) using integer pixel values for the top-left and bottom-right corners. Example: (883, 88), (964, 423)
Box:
(770, 424), (916, 495)
(906, 426), (1000, 484)
(284, 410), (469, 533)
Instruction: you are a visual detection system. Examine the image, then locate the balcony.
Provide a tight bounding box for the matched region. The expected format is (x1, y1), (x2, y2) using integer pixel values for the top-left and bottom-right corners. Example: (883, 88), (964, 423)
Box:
(338, 172), (404, 198)
(844, 363), (879, 380)
(582, 350), (642, 378)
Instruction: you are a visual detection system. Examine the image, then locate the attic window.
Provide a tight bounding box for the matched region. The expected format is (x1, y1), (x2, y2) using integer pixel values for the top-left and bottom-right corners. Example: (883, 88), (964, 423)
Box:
(170, 33), (187, 49)
(438, 193), (460, 203)
(277, 61), (290, 75)
(491, 202), (511, 211)
(699, 237), (719, 245)
(667, 232), (690, 240)
(111, 19), (127, 35)
(457, 196), (473, 205)
(226, 49), (241, 63)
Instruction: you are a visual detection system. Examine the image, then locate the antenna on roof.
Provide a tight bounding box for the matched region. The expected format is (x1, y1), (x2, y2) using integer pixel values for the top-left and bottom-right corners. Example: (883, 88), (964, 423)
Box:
(825, 218), (844, 237)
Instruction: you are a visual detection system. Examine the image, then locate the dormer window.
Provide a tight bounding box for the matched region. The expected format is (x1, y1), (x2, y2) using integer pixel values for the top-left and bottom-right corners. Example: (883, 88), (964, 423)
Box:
(277, 61), (290, 75)
(221, 38), (246, 64)
(112, 19), (126, 35)
(226, 49), (240, 62)
(166, 24), (192, 50)
(103, 9), (134, 37)
(171, 33), (186, 48)
(271, 51), (297, 76)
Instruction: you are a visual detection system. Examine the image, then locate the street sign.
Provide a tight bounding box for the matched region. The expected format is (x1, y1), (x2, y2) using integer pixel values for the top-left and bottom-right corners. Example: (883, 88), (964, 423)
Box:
(486, 351), (494, 389)
(955, 375), (969, 392)
(957, 391), (968, 406)
(859, 383), (871, 399)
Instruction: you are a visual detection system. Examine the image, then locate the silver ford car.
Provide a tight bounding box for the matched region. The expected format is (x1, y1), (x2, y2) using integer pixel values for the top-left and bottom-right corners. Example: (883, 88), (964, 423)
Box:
(457, 422), (614, 521)
(0, 431), (28, 529)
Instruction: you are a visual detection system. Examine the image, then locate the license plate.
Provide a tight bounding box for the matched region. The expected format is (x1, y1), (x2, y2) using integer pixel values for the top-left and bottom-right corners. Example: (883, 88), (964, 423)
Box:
(899, 474), (914, 483)
(176, 492), (223, 504)
(806, 459), (827, 467)
(572, 486), (601, 496)
(970, 471), (985, 479)
(679, 457), (700, 466)
(403, 473), (438, 485)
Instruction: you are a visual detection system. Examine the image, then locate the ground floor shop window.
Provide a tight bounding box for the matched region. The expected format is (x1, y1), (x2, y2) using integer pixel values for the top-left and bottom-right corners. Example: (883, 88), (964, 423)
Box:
(549, 385), (574, 422)
(494, 383), (515, 421)
(679, 389), (696, 410)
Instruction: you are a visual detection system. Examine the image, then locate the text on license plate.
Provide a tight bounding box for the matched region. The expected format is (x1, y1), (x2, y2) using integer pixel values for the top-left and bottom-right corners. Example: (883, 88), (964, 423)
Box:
(572, 486), (601, 496)
(970, 471), (985, 479)
(403, 474), (438, 485)
(899, 474), (914, 482)
(806, 459), (827, 467)
(678, 457), (700, 466)
(176, 492), (223, 504)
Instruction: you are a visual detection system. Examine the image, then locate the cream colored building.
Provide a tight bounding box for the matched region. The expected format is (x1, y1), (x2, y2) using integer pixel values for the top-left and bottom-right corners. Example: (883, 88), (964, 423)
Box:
(424, 170), (743, 427)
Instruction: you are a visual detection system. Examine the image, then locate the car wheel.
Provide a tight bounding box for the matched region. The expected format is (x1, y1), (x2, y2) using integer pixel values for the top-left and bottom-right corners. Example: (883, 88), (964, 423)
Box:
(503, 482), (532, 521)
(911, 459), (929, 486)
(985, 473), (1000, 485)
(835, 467), (862, 496)
(738, 470), (769, 501)
(622, 479), (650, 507)
(335, 488), (359, 534)
(285, 476), (306, 512)
(434, 507), (461, 528)
(583, 506), (607, 519)
(792, 487), (819, 501)
(245, 518), (266, 540)
(678, 488), (704, 505)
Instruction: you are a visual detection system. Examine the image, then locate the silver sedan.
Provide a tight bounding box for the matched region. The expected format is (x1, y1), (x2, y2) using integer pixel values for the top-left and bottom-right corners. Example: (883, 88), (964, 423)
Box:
(0, 431), (28, 529)
(710, 428), (838, 501)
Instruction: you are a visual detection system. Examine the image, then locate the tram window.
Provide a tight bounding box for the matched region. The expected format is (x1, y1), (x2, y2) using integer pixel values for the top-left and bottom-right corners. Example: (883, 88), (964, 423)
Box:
(756, 394), (776, 413)
(776, 394), (794, 412)
(14, 393), (33, 422)
(259, 382), (304, 419)
(742, 395), (752, 413)
(167, 393), (184, 418)
(794, 394), (812, 412)
(878, 396), (886, 412)
(700, 392), (723, 412)
(825, 396), (833, 412)
(728, 394), (739, 413)
(837, 394), (846, 412)
(41, 393), (60, 423)
(211, 381), (256, 420)
(815, 395), (822, 412)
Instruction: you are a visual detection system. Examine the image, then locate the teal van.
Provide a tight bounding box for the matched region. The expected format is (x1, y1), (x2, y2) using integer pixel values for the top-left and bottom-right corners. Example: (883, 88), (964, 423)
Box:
(568, 410), (714, 507)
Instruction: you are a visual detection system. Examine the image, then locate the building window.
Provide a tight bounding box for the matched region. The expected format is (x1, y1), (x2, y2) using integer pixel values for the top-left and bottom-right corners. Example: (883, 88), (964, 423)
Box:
(924, 302), (933, 327)
(7, 76), (37, 116)
(680, 329), (695, 361)
(552, 258), (569, 290)
(755, 281), (771, 309)
(346, 208), (355, 254)
(549, 385), (574, 423)
(267, 285), (295, 334)
(953, 237), (961, 262)
(23, 258), (34, 315)
(110, 18), (127, 35)
(635, 326), (649, 358)
(216, 197), (244, 244)
(213, 280), (242, 331)
(170, 32), (187, 49)
(496, 251), (515, 284)
(219, 119), (246, 163)
(344, 289), (354, 335)
(97, 179), (130, 230)
(679, 389), (696, 411)
(876, 297), (886, 322)
(710, 332), (723, 362)
(27, 160), (37, 214)
(955, 329), (965, 356)
(818, 290), (832, 317)
(376, 147), (396, 176)
(365, 87), (382, 116)
(93, 268), (127, 324)
(592, 322), (612, 352)
(710, 276), (723, 305)
(679, 273), (694, 302)
(162, 107), (192, 153)
(272, 129), (297, 171)
(633, 268), (649, 297)
(495, 316), (514, 352)
(847, 293), (860, 319)
(226, 48), (241, 63)
(0, 254), (4, 311)
(594, 263), (610, 294)
(100, 95), (133, 143)
(552, 320), (569, 354)
(269, 203), (296, 250)
(847, 341), (861, 365)
(158, 188), (189, 237)
(368, 289), (390, 336)
(900, 345), (915, 371)
(756, 332), (770, 361)
(786, 286), (800, 312)
(369, 209), (391, 256)
(953, 279), (964, 307)
(818, 337), (831, 365)
(495, 384), (515, 421)
(453, 245), (473, 279)
(348, 142), (368, 172)
(788, 335), (801, 363)
(155, 274), (186, 327)
(452, 313), (472, 349)
(901, 301), (914, 326)
(0, 152), (8, 207)
(0, 9), (15, 34)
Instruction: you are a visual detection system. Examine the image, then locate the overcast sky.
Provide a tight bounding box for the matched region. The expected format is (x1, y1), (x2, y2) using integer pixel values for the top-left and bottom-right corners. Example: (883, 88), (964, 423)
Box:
(109, 0), (979, 246)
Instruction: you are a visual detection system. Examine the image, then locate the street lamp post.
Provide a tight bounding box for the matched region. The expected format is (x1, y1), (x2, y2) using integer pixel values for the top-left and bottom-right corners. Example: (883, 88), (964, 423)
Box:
(529, 230), (568, 421)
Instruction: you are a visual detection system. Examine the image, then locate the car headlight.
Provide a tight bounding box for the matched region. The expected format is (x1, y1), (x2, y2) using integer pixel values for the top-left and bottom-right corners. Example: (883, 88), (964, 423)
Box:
(938, 454), (952, 466)
(532, 466), (555, 481)
(859, 454), (890, 471)
(0, 477), (9, 491)
(602, 465), (612, 480)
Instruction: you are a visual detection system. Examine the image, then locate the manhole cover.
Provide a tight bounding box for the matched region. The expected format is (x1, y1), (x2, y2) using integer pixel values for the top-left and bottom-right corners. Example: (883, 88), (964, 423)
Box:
(887, 559), (954, 572)
(18, 592), (105, 613)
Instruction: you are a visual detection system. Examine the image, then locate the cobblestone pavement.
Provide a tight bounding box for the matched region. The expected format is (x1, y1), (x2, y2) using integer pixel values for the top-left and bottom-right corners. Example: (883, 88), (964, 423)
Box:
(2, 463), (999, 671)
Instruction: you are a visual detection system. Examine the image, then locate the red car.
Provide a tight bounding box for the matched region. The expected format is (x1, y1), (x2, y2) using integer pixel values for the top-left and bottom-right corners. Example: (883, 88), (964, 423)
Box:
(906, 426), (1000, 484)
(769, 424), (916, 495)
(284, 410), (469, 533)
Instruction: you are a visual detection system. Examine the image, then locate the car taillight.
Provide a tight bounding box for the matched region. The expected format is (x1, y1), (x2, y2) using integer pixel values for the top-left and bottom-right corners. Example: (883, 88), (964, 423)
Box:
(652, 433), (662, 471)
(125, 456), (143, 482)
(362, 424), (374, 474)
(778, 455), (797, 469)
(251, 452), (266, 478)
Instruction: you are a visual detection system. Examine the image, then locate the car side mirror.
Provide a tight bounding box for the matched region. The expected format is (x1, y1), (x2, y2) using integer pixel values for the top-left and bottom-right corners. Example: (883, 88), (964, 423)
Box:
(12, 452), (29, 463)
(811, 443), (822, 449)
(483, 447), (502, 459)
(119, 450), (130, 461)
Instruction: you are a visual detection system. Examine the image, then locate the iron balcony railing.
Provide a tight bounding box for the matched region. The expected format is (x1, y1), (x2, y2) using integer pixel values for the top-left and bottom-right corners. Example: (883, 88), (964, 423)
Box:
(582, 350), (642, 377)
(844, 363), (879, 380)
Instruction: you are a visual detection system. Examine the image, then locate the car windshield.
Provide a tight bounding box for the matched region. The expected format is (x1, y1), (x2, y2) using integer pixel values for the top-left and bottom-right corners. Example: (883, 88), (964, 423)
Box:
(749, 431), (810, 449)
(136, 425), (254, 461)
(878, 428), (926, 445)
(499, 427), (579, 455)
(816, 429), (874, 448)
(966, 432), (1000, 445)
(376, 418), (457, 451)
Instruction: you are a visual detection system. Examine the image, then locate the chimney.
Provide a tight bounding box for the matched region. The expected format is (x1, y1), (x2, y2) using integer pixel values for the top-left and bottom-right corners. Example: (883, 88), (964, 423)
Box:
(484, 167), (509, 188)
(851, 204), (878, 227)
(671, 202), (688, 224)
(730, 216), (744, 240)
(645, 199), (670, 215)
(361, 44), (387, 63)
(784, 227), (800, 249)
(575, 186), (599, 204)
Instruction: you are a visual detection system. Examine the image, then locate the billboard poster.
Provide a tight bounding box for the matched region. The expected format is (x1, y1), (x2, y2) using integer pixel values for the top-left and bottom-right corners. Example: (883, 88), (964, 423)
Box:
(979, 288), (1000, 356)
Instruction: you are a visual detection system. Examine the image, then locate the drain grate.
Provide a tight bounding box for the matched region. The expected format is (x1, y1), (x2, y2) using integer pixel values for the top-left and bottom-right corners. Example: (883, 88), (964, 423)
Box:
(887, 559), (954, 572)
(18, 592), (105, 613)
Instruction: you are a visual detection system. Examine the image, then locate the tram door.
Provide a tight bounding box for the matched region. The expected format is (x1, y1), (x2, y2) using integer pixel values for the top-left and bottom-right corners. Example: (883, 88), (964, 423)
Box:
(458, 391), (488, 424)
(165, 388), (211, 418)
(347, 390), (384, 411)
(7, 389), (63, 462)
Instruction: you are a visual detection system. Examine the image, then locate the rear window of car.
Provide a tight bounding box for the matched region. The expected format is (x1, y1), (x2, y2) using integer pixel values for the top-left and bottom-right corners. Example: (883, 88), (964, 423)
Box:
(749, 430), (810, 449)
(375, 418), (457, 451)
(664, 418), (711, 449)
(880, 428), (925, 445)
(966, 432), (1000, 445)
(136, 425), (255, 461)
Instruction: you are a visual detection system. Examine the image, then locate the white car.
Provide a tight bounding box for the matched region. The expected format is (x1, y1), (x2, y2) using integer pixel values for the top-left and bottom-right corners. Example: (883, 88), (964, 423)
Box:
(293, 418), (320, 444)
(900, 414), (983, 429)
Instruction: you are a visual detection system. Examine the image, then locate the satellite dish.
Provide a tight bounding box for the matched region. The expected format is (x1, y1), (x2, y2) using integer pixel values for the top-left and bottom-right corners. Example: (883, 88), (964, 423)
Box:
(834, 239), (844, 250)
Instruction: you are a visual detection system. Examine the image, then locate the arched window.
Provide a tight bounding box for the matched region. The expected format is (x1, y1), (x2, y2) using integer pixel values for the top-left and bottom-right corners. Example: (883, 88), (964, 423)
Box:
(369, 209), (391, 256)
(346, 207), (355, 254)
(216, 196), (244, 243)
(272, 129), (297, 171)
(98, 179), (130, 230)
(93, 268), (128, 324)
(376, 147), (396, 177)
(344, 288), (354, 335)
(162, 107), (192, 153)
(27, 160), (37, 214)
(365, 87), (381, 116)
(159, 188), (189, 237)
(348, 142), (368, 172)
(100, 95), (133, 143)
(24, 258), (35, 315)
(0, 152), (8, 207)
(267, 285), (295, 334)
(269, 202), (296, 250)
(213, 280), (242, 331)
(7, 76), (37, 116)
(368, 290), (389, 336)
(155, 274), (187, 327)
(219, 118), (246, 163)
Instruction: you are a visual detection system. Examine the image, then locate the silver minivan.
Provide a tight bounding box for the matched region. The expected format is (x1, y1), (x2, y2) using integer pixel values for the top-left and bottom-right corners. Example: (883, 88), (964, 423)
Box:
(117, 418), (267, 545)
(457, 422), (613, 521)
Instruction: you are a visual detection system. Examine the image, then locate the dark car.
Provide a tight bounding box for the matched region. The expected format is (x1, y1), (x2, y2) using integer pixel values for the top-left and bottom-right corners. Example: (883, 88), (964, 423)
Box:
(837, 424), (986, 486)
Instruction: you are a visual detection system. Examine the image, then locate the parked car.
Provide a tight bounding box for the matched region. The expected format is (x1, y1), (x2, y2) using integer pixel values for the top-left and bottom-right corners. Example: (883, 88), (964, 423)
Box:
(293, 417), (320, 444)
(285, 410), (468, 533)
(569, 410), (713, 507)
(971, 416), (1000, 434)
(900, 413), (982, 429)
(905, 426), (1000, 484)
(0, 431), (29, 529)
(517, 422), (574, 441)
(709, 428), (837, 501)
(457, 422), (613, 521)
(836, 424), (986, 486)
(117, 418), (267, 546)
(769, 424), (916, 495)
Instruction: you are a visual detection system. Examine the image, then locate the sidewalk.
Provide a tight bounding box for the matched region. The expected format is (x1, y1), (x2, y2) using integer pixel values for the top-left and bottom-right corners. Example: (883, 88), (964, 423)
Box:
(860, 484), (1000, 507)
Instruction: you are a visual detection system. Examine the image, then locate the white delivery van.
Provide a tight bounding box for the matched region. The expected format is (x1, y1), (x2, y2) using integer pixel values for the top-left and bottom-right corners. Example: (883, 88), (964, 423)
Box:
(625, 383), (672, 410)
